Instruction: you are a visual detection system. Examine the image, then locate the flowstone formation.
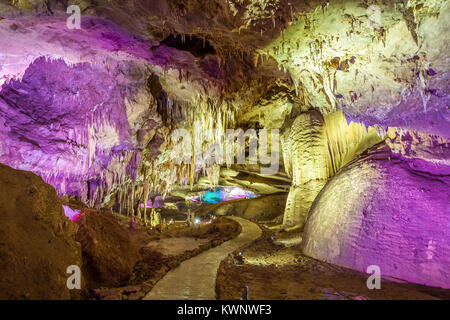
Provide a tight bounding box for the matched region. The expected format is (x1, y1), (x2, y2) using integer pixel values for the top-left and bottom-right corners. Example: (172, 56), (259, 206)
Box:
(302, 134), (450, 289)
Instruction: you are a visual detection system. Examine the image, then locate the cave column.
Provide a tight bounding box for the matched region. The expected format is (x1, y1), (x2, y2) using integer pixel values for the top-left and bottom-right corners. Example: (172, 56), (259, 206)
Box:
(126, 184), (130, 216)
(282, 110), (330, 228)
(136, 185), (142, 220)
(118, 187), (123, 215)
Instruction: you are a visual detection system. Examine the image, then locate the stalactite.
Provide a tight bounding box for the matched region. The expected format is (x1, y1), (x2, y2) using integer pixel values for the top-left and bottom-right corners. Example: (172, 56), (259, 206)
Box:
(136, 185), (142, 220)
(137, 94), (241, 197)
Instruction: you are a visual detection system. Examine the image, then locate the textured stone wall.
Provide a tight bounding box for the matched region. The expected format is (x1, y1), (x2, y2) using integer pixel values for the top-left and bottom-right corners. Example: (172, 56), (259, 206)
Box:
(265, 0), (450, 139)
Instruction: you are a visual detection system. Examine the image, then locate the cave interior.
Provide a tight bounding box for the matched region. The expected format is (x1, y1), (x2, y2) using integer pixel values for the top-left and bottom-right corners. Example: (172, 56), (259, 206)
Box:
(0, 0), (449, 300)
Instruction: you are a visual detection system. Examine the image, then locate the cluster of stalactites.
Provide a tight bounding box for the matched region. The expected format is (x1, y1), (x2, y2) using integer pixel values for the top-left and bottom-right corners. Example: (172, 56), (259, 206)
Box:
(134, 96), (239, 200)
(183, 97), (237, 187)
(115, 179), (162, 227)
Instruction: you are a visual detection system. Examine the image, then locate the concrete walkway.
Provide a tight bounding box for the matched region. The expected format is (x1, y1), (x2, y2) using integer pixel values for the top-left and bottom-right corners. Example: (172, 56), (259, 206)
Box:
(143, 216), (262, 300)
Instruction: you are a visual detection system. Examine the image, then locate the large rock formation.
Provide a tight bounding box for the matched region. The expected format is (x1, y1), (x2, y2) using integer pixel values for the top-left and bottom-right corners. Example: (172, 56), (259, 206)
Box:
(302, 139), (450, 289)
(0, 163), (82, 299)
(76, 211), (141, 288)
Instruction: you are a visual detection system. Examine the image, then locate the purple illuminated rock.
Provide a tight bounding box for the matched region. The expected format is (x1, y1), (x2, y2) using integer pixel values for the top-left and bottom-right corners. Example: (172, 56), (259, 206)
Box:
(302, 142), (450, 289)
(0, 57), (151, 207)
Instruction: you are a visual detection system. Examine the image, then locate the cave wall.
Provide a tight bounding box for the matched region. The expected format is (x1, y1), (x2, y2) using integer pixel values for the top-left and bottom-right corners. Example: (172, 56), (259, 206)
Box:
(0, 57), (156, 207)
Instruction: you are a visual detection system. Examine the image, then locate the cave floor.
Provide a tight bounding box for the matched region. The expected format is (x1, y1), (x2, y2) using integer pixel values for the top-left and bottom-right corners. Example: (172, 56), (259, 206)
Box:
(81, 209), (449, 301)
(216, 228), (450, 300)
(91, 214), (242, 300)
(143, 217), (262, 300)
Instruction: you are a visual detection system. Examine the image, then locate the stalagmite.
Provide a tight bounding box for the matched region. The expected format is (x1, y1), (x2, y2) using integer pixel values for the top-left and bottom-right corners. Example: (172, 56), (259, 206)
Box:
(131, 184), (135, 217)
(126, 184), (130, 217)
(143, 180), (149, 226)
(119, 187), (123, 215)
(0, 0), (448, 300)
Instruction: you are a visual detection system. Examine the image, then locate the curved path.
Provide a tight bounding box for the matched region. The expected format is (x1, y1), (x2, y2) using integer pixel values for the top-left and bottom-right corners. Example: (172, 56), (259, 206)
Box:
(143, 216), (262, 300)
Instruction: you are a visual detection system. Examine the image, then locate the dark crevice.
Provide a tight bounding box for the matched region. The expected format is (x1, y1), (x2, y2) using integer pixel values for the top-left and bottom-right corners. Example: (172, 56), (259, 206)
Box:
(161, 34), (216, 57)
(147, 73), (168, 124)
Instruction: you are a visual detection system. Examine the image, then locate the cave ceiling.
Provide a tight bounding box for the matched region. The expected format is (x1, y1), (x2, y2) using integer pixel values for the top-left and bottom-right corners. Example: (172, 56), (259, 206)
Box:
(0, 0), (448, 205)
